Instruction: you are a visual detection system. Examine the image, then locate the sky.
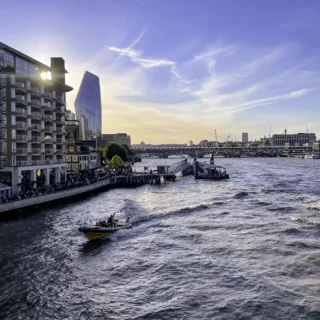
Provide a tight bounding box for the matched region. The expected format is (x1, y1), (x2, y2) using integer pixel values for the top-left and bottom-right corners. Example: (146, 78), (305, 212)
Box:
(2, 0), (320, 144)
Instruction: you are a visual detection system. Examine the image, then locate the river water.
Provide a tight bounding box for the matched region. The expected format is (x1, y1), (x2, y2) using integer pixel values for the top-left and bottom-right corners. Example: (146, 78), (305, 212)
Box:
(0, 158), (320, 319)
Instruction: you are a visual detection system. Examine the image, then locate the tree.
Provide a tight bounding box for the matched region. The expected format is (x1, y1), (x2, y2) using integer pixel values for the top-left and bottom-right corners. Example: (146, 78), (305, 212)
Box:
(122, 144), (134, 155)
(108, 155), (125, 169)
(103, 141), (127, 162)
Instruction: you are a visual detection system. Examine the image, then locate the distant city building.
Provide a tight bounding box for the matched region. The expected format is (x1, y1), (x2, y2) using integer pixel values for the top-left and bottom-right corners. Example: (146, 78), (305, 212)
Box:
(74, 71), (102, 140)
(200, 140), (208, 148)
(0, 42), (72, 194)
(65, 113), (80, 143)
(189, 140), (193, 146)
(65, 110), (76, 120)
(272, 130), (316, 146)
(66, 131), (99, 172)
(101, 133), (131, 147)
(242, 133), (249, 143)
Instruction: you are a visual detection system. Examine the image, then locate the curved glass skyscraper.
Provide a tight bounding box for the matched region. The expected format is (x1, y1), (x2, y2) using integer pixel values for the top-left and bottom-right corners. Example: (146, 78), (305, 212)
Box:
(74, 71), (102, 140)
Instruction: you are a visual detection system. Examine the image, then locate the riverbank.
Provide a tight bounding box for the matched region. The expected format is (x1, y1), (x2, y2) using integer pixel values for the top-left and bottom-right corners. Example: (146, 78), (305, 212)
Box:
(0, 173), (162, 220)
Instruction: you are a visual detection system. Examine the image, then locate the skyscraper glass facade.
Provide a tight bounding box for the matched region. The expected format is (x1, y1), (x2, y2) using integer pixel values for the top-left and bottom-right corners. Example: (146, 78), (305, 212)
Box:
(74, 71), (102, 140)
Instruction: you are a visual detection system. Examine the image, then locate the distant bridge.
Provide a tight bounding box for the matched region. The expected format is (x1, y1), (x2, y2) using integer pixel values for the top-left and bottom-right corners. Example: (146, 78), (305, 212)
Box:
(132, 146), (313, 157)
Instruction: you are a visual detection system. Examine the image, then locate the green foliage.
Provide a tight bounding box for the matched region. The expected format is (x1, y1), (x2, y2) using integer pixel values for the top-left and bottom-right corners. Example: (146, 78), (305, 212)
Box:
(122, 144), (134, 155)
(108, 155), (125, 169)
(103, 141), (127, 162)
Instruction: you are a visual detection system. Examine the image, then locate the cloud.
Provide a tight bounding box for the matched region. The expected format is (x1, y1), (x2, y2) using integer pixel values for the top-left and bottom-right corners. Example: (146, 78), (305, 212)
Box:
(65, 36), (320, 144)
(109, 46), (176, 68)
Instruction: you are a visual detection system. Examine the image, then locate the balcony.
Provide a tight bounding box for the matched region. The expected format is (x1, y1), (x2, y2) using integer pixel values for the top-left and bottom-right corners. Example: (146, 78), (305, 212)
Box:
(31, 112), (41, 120)
(32, 148), (41, 155)
(16, 122), (28, 130)
(56, 149), (65, 154)
(43, 92), (52, 101)
(55, 128), (64, 134)
(16, 161), (27, 167)
(44, 138), (54, 144)
(43, 102), (52, 110)
(45, 160), (53, 164)
(44, 126), (53, 132)
(55, 106), (65, 114)
(56, 159), (65, 164)
(16, 135), (28, 143)
(16, 148), (28, 155)
(45, 149), (53, 154)
(31, 124), (41, 132)
(15, 82), (26, 93)
(44, 115), (53, 121)
(31, 136), (41, 143)
(15, 95), (27, 106)
(15, 108), (27, 118)
(31, 99), (41, 109)
(56, 96), (65, 106)
(32, 160), (42, 165)
(30, 87), (40, 97)
(56, 138), (65, 144)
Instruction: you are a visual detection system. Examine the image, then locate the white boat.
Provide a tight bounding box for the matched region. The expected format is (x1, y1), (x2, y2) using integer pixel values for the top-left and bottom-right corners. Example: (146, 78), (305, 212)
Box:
(304, 152), (320, 159)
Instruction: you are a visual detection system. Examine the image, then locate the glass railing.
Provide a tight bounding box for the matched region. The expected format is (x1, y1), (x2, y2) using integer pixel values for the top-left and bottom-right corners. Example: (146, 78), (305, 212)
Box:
(16, 161), (27, 166)
(31, 112), (41, 118)
(16, 148), (28, 154)
(16, 82), (25, 89)
(16, 109), (27, 116)
(16, 95), (26, 102)
(32, 160), (42, 165)
(16, 135), (28, 142)
(31, 87), (40, 94)
(32, 148), (41, 154)
(31, 136), (41, 142)
(16, 122), (27, 128)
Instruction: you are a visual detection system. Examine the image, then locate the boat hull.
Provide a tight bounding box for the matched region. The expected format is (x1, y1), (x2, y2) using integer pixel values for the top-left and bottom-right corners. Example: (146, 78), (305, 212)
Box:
(79, 224), (132, 240)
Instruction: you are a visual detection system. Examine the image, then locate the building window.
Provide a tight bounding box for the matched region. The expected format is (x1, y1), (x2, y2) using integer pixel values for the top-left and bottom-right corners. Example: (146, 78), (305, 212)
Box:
(69, 147), (74, 152)
(72, 156), (78, 162)
(12, 142), (16, 152)
(11, 115), (15, 125)
(12, 129), (16, 139)
(28, 156), (32, 165)
(16, 57), (29, 74)
(12, 156), (16, 166)
(11, 102), (16, 112)
(11, 88), (15, 98)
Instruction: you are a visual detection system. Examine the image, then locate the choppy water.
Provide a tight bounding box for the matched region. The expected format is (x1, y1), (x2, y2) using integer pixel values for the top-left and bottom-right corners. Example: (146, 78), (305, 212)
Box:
(1, 158), (320, 319)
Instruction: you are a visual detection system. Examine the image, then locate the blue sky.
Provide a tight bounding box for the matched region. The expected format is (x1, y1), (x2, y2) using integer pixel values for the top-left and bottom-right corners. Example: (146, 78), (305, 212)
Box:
(2, 0), (320, 143)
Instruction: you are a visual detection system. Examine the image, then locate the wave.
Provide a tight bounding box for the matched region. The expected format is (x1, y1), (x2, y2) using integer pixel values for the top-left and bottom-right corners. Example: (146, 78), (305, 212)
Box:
(267, 206), (296, 213)
(234, 191), (249, 198)
(280, 227), (302, 235)
(291, 216), (320, 228)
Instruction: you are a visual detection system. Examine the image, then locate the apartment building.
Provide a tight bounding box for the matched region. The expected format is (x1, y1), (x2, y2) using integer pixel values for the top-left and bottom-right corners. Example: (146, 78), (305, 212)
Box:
(0, 42), (73, 193)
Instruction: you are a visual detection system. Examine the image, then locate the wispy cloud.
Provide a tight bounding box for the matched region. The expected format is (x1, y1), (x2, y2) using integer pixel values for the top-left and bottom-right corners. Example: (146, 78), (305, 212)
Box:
(66, 36), (320, 143)
(109, 46), (176, 68)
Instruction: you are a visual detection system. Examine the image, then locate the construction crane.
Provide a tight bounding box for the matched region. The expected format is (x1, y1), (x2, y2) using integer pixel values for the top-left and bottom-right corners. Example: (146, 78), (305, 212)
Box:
(305, 124), (309, 134)
(214, 129), (218, 147)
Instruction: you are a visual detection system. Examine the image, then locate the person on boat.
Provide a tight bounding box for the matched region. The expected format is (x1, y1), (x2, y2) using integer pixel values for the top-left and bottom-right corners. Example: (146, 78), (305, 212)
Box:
(107, 215), (113, 227)
(111, 215), (118, 227)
